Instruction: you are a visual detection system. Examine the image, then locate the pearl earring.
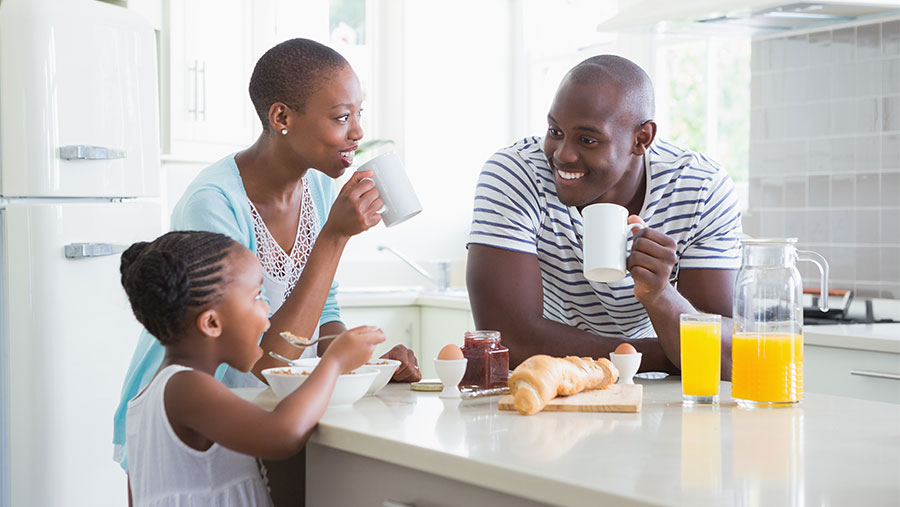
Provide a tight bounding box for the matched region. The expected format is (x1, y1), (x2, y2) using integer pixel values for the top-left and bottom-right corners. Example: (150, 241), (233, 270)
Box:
(281, 128), (288, 135)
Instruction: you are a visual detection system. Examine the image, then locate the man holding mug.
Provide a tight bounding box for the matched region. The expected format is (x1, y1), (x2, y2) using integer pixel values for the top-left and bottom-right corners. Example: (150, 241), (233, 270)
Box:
(466, 55), (741, 378)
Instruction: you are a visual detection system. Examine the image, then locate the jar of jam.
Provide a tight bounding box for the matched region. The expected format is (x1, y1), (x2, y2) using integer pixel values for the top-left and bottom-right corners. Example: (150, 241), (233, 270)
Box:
(460, 330), (509, 389)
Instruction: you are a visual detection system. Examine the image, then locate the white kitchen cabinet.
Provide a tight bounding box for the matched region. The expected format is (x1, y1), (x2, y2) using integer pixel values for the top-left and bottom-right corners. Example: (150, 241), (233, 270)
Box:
(419, 306), (475, 378)
(307, 443), (548, 507)
(165, 0), (256, 158)
(805, 344), (900, 404)
(339, 306), (421, 360)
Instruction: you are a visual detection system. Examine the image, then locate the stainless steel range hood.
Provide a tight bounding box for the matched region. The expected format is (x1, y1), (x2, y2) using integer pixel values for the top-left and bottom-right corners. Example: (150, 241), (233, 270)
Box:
(597, 0), (900, 36)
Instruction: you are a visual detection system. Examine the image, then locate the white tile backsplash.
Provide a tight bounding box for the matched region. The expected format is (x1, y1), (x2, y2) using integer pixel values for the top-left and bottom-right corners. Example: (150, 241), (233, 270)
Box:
(882, 134), (900, 169)
(833, 27), (857, 62)
(882, 171), (900, 205)
(884, 21), (900, 57)
(882, 58), (900, 94)
(749, 19), (900, 299)
(883, 95), (900, 131)
(857, 23), (882, 60)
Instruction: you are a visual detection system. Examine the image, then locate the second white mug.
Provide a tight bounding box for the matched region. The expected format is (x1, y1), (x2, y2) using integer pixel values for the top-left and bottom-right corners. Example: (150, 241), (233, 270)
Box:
(582, 203), (646, 283)
(357, 152), (423, 227)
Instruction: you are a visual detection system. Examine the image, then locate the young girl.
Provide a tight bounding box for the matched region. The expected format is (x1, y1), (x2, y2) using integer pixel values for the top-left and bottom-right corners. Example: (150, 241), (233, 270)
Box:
(121, 230), (384, 506)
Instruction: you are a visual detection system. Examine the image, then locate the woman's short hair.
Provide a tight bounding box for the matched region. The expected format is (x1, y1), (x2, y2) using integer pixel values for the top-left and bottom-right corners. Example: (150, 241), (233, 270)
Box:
(248, 38), (349, 131)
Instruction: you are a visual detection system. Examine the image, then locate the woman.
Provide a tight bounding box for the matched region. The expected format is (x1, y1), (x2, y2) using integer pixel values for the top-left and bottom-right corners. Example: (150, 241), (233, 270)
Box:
(115, 38), (421, 504)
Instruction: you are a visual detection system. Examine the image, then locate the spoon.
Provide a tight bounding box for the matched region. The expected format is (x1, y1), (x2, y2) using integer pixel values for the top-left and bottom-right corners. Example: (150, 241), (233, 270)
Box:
(279, 331), (339, 349)
(268, 350), (302, 366)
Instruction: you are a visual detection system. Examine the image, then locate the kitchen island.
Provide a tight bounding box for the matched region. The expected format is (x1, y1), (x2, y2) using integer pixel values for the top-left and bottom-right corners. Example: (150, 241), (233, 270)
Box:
(236, 378), (900, 506)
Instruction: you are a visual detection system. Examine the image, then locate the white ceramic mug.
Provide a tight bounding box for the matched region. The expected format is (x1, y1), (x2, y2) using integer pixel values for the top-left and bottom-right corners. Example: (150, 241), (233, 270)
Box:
(582, 203), (646, 282)
(357, 152), (423, 227)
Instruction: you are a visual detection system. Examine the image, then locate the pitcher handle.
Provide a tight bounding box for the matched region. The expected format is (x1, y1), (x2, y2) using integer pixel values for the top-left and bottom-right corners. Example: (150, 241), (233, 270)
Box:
(797, 249), (829, 312)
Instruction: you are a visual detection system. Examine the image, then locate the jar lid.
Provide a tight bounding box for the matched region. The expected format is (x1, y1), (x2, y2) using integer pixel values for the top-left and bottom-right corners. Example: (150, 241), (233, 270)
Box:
(464, 330), (500, 340)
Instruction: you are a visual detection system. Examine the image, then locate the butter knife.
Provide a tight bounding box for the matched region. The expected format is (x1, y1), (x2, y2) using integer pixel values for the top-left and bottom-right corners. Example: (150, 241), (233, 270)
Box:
(460, 387), (510, 400)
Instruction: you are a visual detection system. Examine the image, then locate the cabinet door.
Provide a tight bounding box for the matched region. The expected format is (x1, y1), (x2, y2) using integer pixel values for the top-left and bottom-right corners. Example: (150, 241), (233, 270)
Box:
(419, 307), (475, 378)
(167, 0), (255, 157)
(340, 307), (421, 360)
(805, 345), (900, 403)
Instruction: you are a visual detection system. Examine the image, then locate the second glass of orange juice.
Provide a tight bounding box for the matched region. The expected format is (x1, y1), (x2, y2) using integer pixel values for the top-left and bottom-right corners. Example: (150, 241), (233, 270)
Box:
(680, 313), (721, 405)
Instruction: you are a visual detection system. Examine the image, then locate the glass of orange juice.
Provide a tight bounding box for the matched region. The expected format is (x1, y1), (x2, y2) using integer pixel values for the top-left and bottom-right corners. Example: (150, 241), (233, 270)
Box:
(680, 313), (721, 405)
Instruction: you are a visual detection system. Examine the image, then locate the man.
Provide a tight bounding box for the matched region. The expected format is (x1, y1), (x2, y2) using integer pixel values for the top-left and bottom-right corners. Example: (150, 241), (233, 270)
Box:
(466, 55), (741, 378)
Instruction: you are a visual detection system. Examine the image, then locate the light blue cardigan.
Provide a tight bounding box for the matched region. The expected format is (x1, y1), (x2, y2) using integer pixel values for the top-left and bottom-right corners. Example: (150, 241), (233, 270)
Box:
(112, 154), (342, 470)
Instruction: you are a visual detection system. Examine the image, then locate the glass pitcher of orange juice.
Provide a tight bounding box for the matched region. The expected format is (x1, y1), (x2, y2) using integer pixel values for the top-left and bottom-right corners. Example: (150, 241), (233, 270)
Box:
(732, 238), (829, 408)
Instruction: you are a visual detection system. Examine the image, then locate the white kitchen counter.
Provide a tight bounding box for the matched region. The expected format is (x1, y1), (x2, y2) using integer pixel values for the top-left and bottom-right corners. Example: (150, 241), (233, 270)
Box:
(804, 323), (900, 354)
(235, 379), (900, 506)
(336, 286), (471, 311)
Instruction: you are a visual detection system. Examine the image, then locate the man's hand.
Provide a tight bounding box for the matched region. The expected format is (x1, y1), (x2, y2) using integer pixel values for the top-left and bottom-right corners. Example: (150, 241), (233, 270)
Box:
(380, 344), (421, 382)
(626, 215), (678, 305)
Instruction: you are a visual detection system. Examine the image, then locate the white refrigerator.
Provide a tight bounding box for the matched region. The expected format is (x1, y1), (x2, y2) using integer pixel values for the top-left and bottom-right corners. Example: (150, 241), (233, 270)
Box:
(0, 0), (164, 505)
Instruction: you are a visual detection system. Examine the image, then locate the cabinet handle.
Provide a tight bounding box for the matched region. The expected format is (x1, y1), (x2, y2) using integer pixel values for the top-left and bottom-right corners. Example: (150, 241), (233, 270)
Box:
(188, 59), (198, 119)
(850, 370), (900, 381)
(198, 60), (206, 120)
(383, 502), (415, 507)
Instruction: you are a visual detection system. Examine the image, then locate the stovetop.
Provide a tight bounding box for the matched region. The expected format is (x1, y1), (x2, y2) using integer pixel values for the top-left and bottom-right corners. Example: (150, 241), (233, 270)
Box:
(804, 316), (900, 325)
(803, 307), (899, 326)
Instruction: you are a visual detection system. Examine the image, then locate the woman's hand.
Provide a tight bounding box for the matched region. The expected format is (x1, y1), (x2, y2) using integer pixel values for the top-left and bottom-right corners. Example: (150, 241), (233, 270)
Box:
(322, 170), (383, 239)
(625, 215), (678, 306)
(321, 325), (386, 373)
(380, 344), (421, 382)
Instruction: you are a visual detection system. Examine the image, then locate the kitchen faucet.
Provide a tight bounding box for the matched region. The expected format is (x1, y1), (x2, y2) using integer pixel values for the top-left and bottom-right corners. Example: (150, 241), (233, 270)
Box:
(377, 245), (450, 292)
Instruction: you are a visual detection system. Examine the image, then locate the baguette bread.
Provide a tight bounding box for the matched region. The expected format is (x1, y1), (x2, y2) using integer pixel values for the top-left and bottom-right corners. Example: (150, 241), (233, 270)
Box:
(508, 355), (619, 415)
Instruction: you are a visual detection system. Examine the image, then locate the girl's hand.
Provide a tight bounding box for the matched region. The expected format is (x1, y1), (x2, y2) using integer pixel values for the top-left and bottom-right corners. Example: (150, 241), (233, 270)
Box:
(323, 171), (383, 239)
(322, 325), (386, 373)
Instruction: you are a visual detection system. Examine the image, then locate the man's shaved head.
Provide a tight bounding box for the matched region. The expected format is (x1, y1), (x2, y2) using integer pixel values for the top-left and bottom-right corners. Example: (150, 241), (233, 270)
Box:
(564, 55), (654, 127)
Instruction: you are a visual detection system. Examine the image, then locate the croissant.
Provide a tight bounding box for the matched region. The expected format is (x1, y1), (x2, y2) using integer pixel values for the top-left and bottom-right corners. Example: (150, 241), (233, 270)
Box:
(508, 355), (619, 415)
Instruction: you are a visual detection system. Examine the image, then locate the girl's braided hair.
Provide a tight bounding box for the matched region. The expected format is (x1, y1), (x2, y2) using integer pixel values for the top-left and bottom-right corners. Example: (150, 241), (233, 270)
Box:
(120, 231), (237, 345)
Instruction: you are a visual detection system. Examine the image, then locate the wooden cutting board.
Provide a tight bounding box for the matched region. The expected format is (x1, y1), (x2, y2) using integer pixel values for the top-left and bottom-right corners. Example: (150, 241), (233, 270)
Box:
(498, 384), (642, 413)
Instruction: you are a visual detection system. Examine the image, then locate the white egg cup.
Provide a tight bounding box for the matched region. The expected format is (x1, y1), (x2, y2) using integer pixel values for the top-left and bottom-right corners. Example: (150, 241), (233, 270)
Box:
(433, 358), (467, 398)
(609, 352), (642, 385)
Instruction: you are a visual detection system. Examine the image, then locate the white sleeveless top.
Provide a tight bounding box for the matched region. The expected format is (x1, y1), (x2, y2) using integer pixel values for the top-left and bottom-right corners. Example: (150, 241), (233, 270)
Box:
(222, 179), (321, 388)
(126, 365), (273, 507)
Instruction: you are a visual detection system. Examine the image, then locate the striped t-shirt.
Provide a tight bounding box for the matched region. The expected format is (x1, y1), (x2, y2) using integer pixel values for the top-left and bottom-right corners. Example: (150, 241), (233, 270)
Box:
(467, 137), (742, 339)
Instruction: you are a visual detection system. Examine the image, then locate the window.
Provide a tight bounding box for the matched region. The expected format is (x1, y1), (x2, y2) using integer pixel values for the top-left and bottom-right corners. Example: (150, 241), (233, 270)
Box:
(329, 0), (374, 140)
(655, 37), (751, 209)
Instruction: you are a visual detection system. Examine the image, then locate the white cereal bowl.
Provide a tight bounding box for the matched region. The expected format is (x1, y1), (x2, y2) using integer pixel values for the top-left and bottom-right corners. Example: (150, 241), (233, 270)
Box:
(261, 366), (378, 407)
(362, 358), (401, 395)
(609, 352), (642, 385)
(288, 357), (321, 368)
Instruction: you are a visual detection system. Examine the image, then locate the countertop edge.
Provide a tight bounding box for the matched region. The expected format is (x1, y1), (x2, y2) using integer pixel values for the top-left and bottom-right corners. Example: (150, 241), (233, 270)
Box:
(804, 324), (900, 354)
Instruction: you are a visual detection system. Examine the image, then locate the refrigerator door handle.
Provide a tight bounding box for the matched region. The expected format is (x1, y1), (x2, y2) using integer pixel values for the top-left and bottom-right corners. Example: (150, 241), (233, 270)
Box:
(64, 243), (129, 259)
(58, 145), (127, 160)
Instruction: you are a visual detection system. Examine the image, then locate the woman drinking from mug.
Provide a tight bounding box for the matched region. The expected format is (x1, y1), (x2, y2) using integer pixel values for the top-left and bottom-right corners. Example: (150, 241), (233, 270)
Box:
(113, 38), (421, 506)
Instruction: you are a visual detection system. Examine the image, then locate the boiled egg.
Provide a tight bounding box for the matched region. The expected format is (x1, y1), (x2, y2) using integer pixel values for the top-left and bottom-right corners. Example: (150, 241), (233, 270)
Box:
(437, 344), (464, 360)
(614, 343), (638, 355)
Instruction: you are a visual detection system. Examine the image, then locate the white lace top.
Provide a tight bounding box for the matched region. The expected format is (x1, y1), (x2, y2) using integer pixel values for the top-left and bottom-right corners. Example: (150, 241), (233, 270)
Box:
(250, 178), (320, 304)
(222, 179), (321, 390)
